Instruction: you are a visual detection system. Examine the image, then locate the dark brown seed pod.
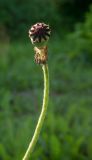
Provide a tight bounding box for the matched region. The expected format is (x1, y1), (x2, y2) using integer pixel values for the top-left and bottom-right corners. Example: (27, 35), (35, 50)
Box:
(29, 23), (51, 46)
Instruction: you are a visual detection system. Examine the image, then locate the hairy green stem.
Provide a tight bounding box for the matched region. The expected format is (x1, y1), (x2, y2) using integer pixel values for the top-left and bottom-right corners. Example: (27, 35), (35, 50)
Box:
(22, 64), (49, 160)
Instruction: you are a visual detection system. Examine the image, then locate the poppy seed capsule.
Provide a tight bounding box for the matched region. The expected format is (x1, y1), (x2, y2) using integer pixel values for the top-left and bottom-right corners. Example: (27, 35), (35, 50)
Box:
(29, 23), (51, 46)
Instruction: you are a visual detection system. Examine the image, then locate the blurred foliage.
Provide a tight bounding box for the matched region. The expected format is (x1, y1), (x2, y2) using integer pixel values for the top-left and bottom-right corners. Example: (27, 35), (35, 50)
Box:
(0, 0), (59, 39)
(0, 33), (92, 159)
(0, 0), (92, 39)
(61, 5), (92, 64)
(0, 1), (92, 160)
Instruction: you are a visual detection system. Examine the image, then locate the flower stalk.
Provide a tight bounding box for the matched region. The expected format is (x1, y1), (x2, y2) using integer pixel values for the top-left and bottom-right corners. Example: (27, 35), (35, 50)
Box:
(23, 64), (49, 160)
(22, 22), (51, 160)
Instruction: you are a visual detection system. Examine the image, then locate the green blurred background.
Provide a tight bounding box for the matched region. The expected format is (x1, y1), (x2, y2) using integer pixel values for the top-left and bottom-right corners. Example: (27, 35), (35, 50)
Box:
(0, 0), (92, 159)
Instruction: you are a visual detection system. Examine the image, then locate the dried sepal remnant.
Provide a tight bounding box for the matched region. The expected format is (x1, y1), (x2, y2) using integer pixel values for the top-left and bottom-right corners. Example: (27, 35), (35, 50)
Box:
(34, 46), (48, 64)
(29, 23), (51, 45)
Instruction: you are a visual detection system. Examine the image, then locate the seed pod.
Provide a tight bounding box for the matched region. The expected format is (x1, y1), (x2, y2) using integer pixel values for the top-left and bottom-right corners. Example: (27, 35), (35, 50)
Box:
(29, 23), (51, 47)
